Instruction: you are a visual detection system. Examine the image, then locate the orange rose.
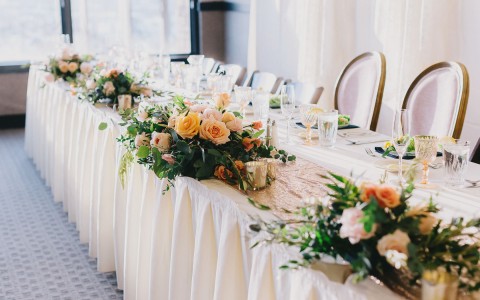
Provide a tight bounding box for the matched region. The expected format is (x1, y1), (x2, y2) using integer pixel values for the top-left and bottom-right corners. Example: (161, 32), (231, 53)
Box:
(234, 160), (245, 171)
(242, 137), (262, 152)
(214, 165), (233, 180)
(375, 185), (401, 208)
(252, 121), (263, 130)
(360, 183), (378, 203)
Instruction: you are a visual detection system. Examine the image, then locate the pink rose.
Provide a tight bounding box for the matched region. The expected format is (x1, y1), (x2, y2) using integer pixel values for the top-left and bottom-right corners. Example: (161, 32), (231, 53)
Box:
(203, 108), (223, 121)
(80, 62), (93, 74)
(190, 104), (208, 113)
(103, 81), (115, 96)
(135, 132), (150, 148)
(150, 132), (171, 152)
(162, 154), (175, 165)
(86, 80), (96, 90)
(339, 207), (376, 244)
(44, 73), (54, 83)
(226, 118), (243, 132)
(137, 103), (150, 122)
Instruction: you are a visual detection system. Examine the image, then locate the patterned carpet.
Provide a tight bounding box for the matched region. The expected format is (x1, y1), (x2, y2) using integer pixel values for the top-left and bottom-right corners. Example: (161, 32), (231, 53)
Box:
(0, 129), (123, 300)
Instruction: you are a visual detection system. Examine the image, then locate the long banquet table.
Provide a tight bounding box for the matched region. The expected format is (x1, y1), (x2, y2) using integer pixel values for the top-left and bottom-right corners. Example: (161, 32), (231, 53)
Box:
(24, 65), (480, 300)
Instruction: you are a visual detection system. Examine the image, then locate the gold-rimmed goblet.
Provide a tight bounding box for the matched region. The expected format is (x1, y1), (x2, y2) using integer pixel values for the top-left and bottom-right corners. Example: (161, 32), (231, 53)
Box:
(414, 135), (439, 185)
(300, 104), (322, 146)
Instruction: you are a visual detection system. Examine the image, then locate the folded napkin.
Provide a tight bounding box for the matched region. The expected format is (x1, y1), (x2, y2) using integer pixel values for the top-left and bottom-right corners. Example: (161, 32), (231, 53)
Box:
(295, 122), (359, 130)
(374, 147), (443, 160)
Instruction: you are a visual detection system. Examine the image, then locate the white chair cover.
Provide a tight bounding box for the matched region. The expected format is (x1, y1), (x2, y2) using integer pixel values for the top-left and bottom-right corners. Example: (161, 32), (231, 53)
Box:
(248, 71), (278, 93)
(203, 58), (216, 74)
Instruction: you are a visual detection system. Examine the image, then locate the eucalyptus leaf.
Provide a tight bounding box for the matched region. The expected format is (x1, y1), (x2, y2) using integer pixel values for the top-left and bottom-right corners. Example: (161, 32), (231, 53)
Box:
(98, 122), (108, 130)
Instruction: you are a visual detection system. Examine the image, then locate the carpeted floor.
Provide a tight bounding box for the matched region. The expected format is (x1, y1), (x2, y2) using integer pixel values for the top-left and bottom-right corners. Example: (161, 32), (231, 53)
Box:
(0, 129), (123, 300)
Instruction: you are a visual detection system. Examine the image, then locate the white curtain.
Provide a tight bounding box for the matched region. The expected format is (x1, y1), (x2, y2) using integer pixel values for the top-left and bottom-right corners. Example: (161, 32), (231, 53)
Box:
(248, 0), (480, 141)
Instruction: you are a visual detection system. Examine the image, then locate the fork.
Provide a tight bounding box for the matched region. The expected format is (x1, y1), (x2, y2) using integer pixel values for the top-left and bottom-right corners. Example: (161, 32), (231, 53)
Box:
(365, 148), (378, 158)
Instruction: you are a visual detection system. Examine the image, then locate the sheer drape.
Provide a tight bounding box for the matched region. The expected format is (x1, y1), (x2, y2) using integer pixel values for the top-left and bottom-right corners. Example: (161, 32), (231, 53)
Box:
(247, 0), (480, 140)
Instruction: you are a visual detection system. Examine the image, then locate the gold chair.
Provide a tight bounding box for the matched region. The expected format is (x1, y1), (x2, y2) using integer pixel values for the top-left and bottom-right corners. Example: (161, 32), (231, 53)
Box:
(334, 52), (386, 131)
(402, 62), (469, 139)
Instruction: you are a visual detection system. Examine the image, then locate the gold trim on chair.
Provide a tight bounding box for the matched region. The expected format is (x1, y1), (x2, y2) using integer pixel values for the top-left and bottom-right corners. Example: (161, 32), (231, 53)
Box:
(402, 62), (469, 139)
(334, 52), (386, 131)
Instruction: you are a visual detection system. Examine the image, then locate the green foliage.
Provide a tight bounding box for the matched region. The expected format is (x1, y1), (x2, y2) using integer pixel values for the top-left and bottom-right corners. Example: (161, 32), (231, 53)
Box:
(98, 122), (108, 130)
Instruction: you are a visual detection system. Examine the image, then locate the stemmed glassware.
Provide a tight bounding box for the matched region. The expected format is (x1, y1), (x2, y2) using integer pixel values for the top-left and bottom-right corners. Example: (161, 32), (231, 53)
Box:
(170, 61), (185, 88)
(300, 104), (321, 146)
(234, 86), (252, 118)
(414, 135), (439, 185)
(280, 84), (296, 144)
(392, 109), (410, 184)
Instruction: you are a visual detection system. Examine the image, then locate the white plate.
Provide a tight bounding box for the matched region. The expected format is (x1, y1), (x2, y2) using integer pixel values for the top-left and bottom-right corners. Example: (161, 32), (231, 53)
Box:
(374, 160), (413, 173)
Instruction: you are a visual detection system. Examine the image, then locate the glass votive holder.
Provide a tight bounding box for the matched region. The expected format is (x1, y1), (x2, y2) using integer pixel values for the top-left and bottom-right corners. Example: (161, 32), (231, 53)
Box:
(117, 94), (132, 111)
(245, 161), (268, 190)
(260, 158), (277, 180)
(422, 269), (458, 300)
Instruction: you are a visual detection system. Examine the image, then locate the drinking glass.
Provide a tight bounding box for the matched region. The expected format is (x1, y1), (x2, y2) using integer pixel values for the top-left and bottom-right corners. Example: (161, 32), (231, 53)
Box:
(234, 86), (252, 118)
(160, 55), (171, 83)
(392, 109), (411, 184)
(170, 62), (185, 88)
(181, 64), (197, 91)
(280, 84), (296, 144)
(252, 90), (269, 122)
(414, 135), (439, 185)
(300, 104), (321, 146)
(187, 55), (204, 92)
(318, 109), (338, 147)
(443, 140), (470, 187)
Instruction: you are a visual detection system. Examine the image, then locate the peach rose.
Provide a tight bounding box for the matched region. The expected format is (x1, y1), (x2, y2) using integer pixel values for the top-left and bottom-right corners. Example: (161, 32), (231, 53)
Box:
(339, 207), (376, 244)
(200, 117), (231, 145)
(242, 137), (262, 152)
(60, 47), (72, 60)
(375, 185), (401, 208)
(252, 121), (263, 130)
(376, 230), (410, 256)
(222, 111), (236, 123)
(214, 165), (234, 180)
(150, 132), (171, 152)
(58, 61), (69, 73)
(203, 108), (222, 121)
(162, 154), (175, 165)
(103, 81), (115, 96)
(80, 62), (93, 74)
(135, 132), (150, 148)
(215, 92), (231, 108)
(137, 103), (149, 122)
(360, 183), (378, 203)
(68, 62), (78, 73)
(107, 68), (121, 78)
(226, 118), (243, 132)
(168, 115), (176, 128)
(99, 69), (107, 76)
(44, 73), (54, 83)
(141, 88), (153, 97)
(406, 205), (438, 234)
(175, 112), (201, 139)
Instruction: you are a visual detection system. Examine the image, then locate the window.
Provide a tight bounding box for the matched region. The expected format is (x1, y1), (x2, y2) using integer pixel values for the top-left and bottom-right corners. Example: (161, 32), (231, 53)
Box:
(0, 0), (62, 62)
(70, 0), (192, 55)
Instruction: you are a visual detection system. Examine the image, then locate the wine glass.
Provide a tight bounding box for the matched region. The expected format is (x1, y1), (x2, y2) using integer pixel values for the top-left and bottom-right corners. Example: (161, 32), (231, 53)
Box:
(414, 135), (439, 185)
(300, 104), (321, 145)
(392, 109), (411, 184)
(234, 86), (252, 118)
(280, 84), (296, 144)
(170, 61), (185, 87)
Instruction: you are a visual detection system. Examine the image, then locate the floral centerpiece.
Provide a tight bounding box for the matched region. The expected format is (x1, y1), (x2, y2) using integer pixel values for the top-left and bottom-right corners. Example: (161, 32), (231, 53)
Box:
(116, 95), (295, 190)
(44, 47), (94, 84)
(250, 173), (480, 298)
(84, 68), (153, 105)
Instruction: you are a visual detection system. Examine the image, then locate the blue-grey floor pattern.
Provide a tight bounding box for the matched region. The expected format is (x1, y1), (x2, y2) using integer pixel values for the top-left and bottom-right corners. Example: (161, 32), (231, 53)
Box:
(0, 129), (123, 300)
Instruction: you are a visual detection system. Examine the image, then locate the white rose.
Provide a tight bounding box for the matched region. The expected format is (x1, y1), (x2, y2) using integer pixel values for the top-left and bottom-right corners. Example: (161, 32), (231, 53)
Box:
(203, 108), (223, 121)
(135, 132), (150, 148)
(150, 132), (171, 152)
(80, 62), (93, 74)
(58, 61), (69, 73)
(68, 62), (78, 73)
(103, 81), (115, 96)
(86, 80), (96, 90)
(376, 230), (411, 256)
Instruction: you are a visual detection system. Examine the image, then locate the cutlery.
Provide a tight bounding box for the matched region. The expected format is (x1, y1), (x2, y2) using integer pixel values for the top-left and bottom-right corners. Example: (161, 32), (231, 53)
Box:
(346, 138), (388, 145)
(428, 162), (443, 169)
(466, 179), (480, 187)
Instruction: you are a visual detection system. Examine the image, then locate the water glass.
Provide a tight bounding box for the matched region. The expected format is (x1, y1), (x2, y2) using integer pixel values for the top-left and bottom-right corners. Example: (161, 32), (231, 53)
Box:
(160, 55), (171, 83)
(252, 90), (269, 122)
(318, 109), (338, 147)
(234, 86), (253, 118)
(181, 64), (197, 92)
(443, 140), (470, 187)
(170, 61), (185, 88)
(280, 84), (296, 144)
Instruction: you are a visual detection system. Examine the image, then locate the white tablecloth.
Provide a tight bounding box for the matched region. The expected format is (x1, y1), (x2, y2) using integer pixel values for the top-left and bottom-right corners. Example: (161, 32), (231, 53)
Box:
(24, 66), (480, 300)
